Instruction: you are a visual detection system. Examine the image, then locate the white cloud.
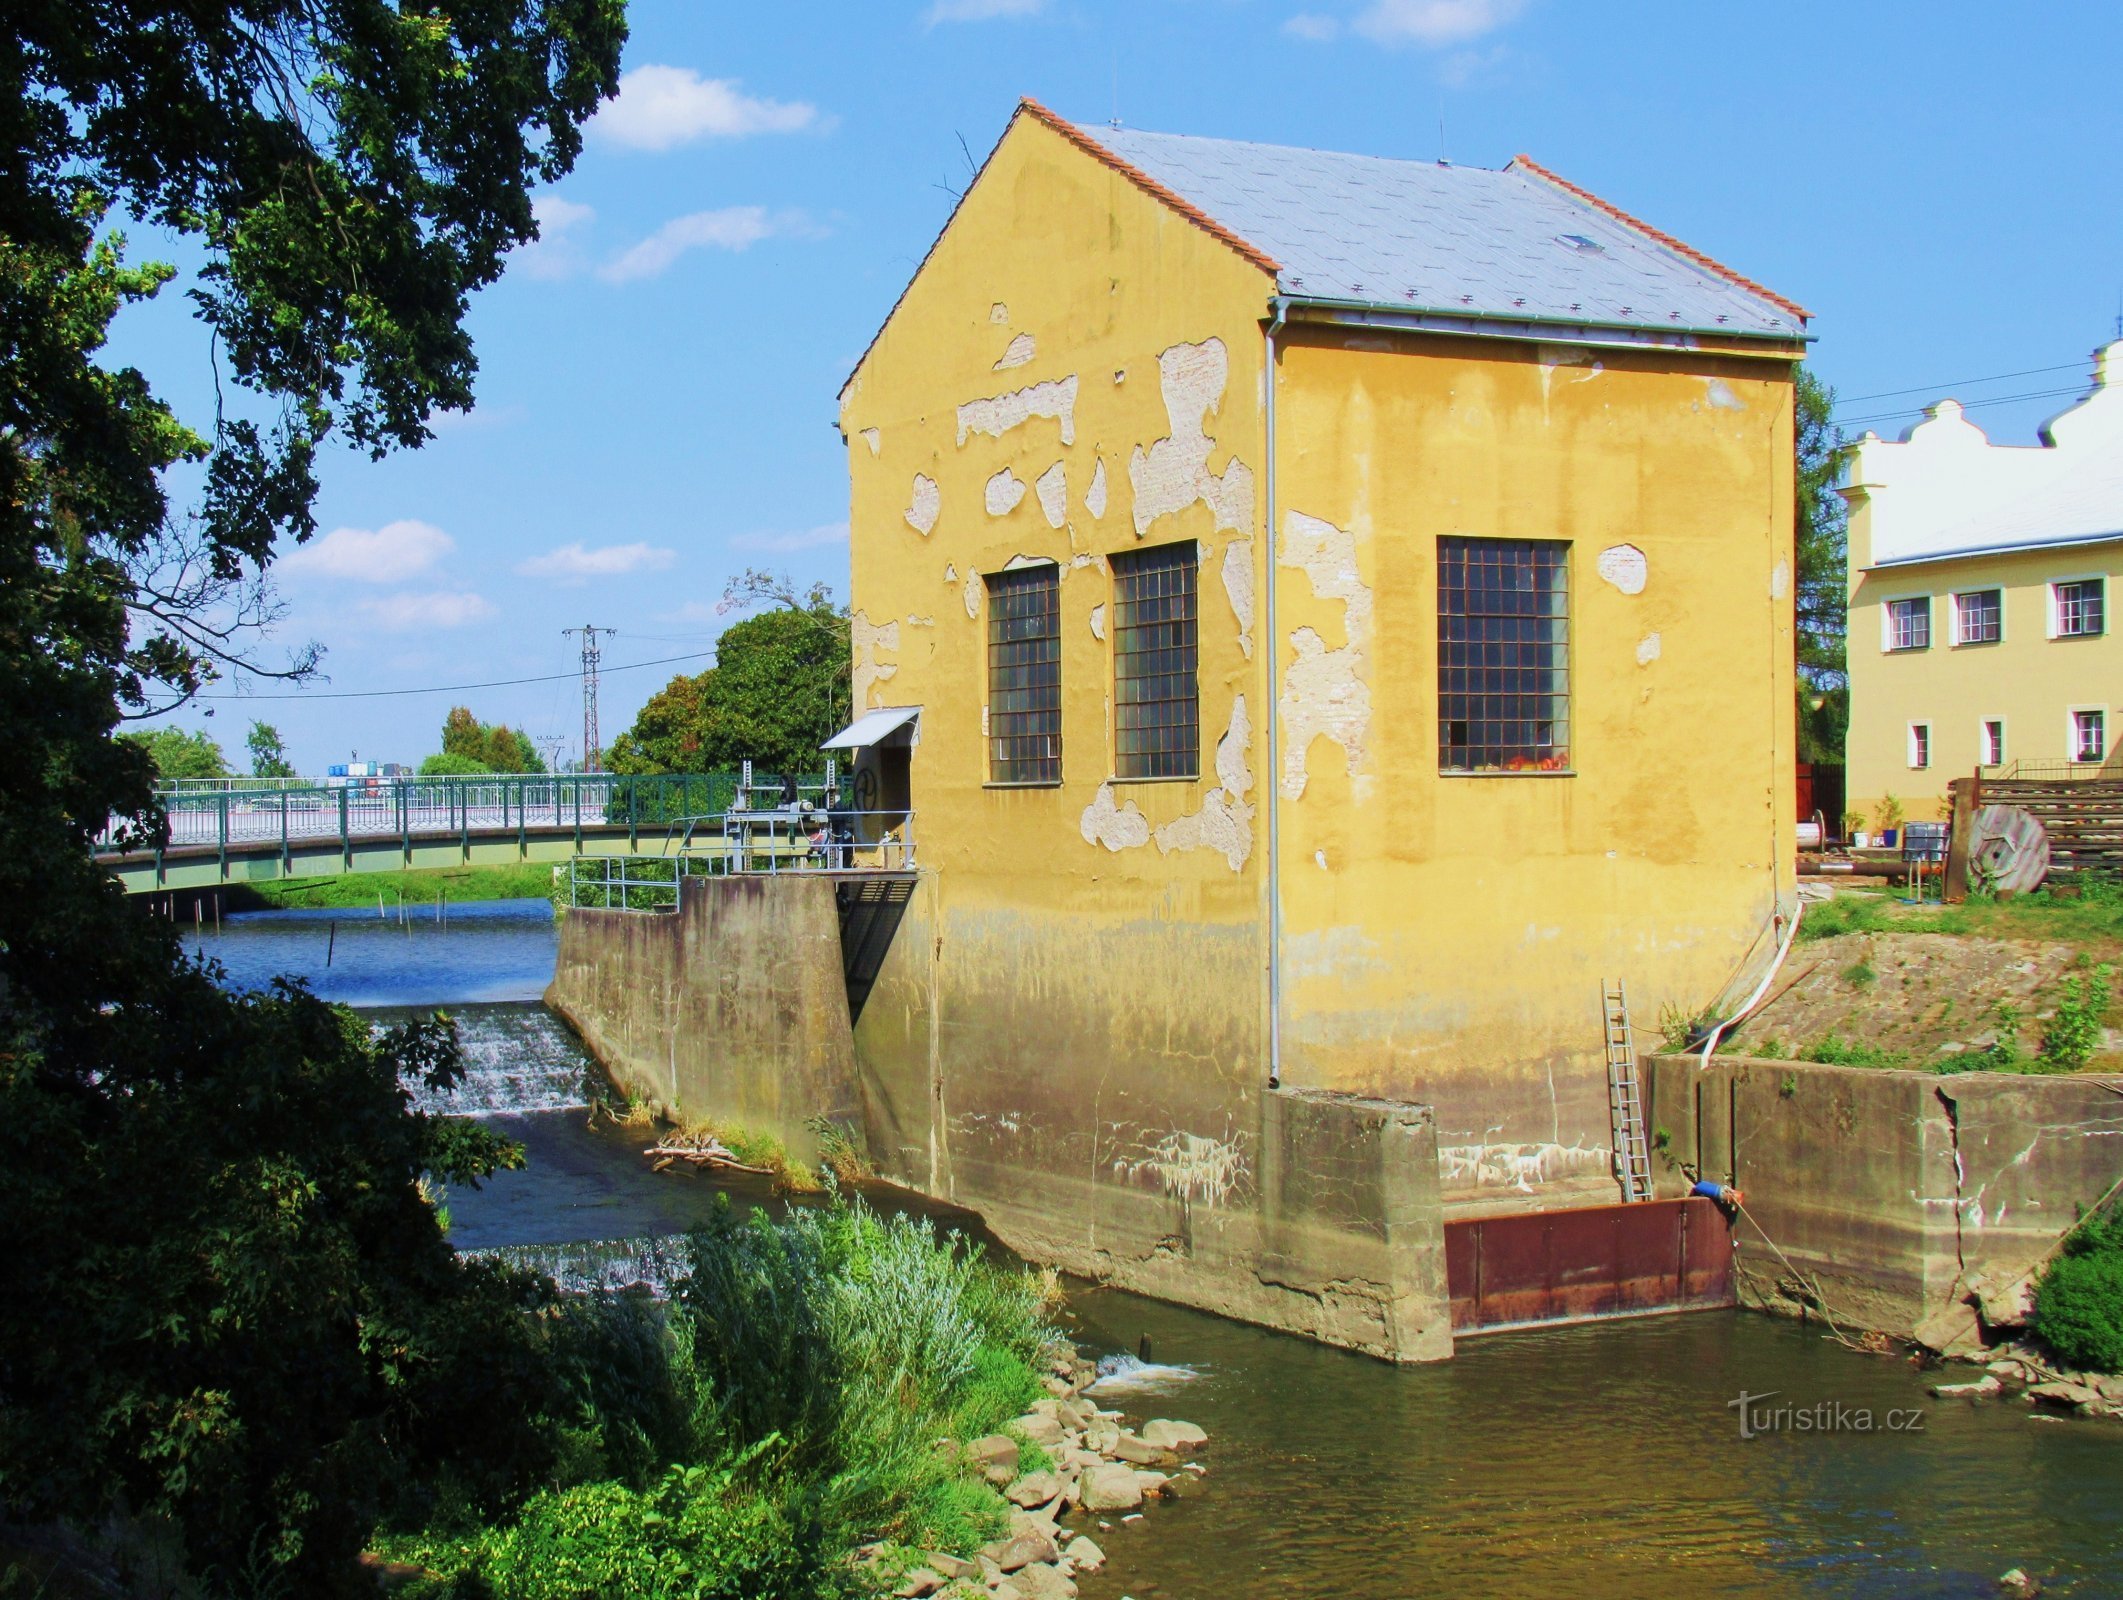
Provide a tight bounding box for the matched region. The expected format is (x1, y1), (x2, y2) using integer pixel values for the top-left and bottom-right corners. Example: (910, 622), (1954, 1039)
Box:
(1284, 13), (1342, 38)
(280, 520), (453, 583)
(597, 207), (812, 283)
(729, 522), (849, 554)
(925, 0), (1045, 21)
(590, 66), (817, 151)
(516, 541), (679, 580)
(516, 194), (595, 281)
(1353, 0), (1524, 45)
(358, 591), (496, 630)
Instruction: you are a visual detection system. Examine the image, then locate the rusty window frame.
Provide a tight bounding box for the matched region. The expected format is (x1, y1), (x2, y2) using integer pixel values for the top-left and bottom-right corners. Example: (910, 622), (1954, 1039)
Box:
(1437, 537), (1572, 774)
(986, 565), (1062, 785)
(1111, 542), (1200, 780)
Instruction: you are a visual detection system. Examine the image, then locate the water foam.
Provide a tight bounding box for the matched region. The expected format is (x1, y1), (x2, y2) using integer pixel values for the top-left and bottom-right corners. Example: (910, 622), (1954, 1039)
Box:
(377, 1003), (594, 1116)
(1086, 1352), (1205, 1394)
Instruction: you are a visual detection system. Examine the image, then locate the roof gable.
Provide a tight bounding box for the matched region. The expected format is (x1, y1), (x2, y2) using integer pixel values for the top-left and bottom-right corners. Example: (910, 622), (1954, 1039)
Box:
(1030, 102), (1806, 343)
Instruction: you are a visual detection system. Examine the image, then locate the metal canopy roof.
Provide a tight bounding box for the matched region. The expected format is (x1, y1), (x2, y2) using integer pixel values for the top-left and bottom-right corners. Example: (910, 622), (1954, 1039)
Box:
(822, 706), (920, 750)
(1075, 120), (1806, 342)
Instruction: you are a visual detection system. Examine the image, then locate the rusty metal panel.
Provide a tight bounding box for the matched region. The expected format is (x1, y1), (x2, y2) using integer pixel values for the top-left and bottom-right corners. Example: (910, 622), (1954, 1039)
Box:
(1447, 1197), (1733, 1334)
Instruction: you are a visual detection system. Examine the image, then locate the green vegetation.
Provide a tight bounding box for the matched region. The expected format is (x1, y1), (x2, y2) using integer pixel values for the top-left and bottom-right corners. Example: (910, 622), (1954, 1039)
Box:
(0, 2), (626, 1591)
(232, 862), (560, 911)
(1800, 1034), (1909, 1070)
(380, 1197), (1059, 1598)
(1658, 1001), (1717, 1054)
(431, 705), (545, 775)
(116, 726), (230, 781)
(1800, 882), (2123, 955)
(1841, 955), (1877, 989)
(2039, 963), (2113, 1070)
(1793, 368), (1848, 763)
(609, 577), (850, 776)
(247, 720), (297, 779)
(2033, 1208), (2123, 1375)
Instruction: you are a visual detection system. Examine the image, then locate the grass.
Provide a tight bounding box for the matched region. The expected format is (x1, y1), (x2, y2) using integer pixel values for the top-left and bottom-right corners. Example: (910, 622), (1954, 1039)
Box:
(228, 861), (559, 911)
(1798, 880), (2123, 956)
(378, 1194), (1063, 1599)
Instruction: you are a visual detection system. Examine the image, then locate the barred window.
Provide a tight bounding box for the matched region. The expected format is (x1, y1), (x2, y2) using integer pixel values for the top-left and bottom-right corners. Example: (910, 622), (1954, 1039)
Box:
(1112, 543), (1200, 779)
(1437, 537), (1571, 773)
(986, 565), (1062, 784)
(1954, 589), (2001, 645)
(1885, 597), (1931, 651)
(2056, 579), (2105, 638)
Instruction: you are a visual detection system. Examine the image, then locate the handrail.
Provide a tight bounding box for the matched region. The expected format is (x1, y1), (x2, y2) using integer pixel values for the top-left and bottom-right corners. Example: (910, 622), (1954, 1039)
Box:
(568, 808), (917, 909)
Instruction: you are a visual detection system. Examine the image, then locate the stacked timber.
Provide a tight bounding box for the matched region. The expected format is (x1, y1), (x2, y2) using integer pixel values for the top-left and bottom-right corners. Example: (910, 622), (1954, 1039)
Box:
(1980, 779), (2123, 880)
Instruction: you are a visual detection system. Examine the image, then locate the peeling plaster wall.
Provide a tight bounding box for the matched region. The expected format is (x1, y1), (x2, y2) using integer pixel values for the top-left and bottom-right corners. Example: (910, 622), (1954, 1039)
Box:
(1269, 329), (1798, 1193)
(850, 610), (900, 711)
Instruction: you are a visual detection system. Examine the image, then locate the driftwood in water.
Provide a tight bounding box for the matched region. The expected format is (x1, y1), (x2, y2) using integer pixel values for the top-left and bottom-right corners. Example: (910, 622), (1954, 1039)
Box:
(642, 1138), (771, 1175)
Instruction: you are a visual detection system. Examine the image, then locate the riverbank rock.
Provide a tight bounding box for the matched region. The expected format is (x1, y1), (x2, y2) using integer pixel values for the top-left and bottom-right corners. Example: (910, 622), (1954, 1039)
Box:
(2028, 1380), (2101, 1412)
(969, 1435), (1020, 1484)
(1062, 1537), (1105, 1574)
(894, 1567), (944, 1597)
(1006, 1472), (1061, 1510)
(1928, 1375), (2001, 1399)
(1141, 1419), (1207, 1452)
(980, 1526), (1059, 1573)
(1998, 1568), (2042, 1597)
(1012, 1563), (1077, 1600)
(1078, 1462), (1144, 1513)
(1111, 1431), (1176, 1467)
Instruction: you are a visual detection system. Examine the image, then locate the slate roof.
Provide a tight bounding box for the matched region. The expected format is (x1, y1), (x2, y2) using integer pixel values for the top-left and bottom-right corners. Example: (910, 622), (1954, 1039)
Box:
(1027, 103), (1806, 343)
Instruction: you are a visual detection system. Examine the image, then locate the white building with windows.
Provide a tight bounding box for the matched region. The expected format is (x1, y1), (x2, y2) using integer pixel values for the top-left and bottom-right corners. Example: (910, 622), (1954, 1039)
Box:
(1843, 340), (2123, 825)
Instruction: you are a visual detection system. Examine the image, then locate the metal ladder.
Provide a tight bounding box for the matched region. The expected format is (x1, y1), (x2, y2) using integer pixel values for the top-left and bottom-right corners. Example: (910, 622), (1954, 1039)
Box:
(1602, 980), (1654, 1203)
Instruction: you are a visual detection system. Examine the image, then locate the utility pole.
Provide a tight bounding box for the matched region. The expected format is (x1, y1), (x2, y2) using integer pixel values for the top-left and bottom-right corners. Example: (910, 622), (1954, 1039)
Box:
(563, 625), (617, 772)
(535, 732), (567, 774)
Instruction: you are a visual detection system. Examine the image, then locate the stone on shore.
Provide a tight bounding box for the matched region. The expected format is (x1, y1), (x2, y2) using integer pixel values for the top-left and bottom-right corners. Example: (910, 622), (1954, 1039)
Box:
(1063, 1536), (1105, 1574)
(1078, 1462), (1143, 1513)
(2028, 1380), (2101, 1412)
(1140, 1419), (1208, 1452)
(1012, 1562), (1078, 1600)
(969, 1434), (1021, 1484)
(1015, 1412), (1065, 1447)
(927, 1554), (978, 1581)
(894, 1567), (944, 1597)
(1997, 1567), (2041, 1597)
(1111, 1431), (1177, 1467)
(1928, 1375), (2001, 1399)
(980, 1527), (1059, 1573)
(1006, 1471), (1061, 1509)
(1057, 1398), (1096, 1430)
(1132, 1470), (1170, 1498)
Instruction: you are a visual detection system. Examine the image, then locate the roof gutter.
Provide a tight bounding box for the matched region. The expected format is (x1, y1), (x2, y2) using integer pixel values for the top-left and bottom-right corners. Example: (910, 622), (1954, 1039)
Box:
(1863, 529), (2123, 573)
(1278, 296), (1810, 357)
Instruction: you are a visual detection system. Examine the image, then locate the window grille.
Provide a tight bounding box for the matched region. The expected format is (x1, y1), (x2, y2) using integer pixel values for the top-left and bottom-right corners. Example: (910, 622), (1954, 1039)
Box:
(986, 565), (1061, 785)
(1886, 597), (1931, 651)
(2057, 580), (2105, 638)
(1437, 537), (1571, 773)
(1955, 589), (2001, 645)
(2074, 709), (2107, 764)
(1111, 543), (1200, 780)
(1909, 723), (1930, 769)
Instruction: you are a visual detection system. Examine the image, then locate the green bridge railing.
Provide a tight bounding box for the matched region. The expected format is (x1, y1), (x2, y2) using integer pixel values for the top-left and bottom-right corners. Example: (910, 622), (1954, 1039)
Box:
(95, 772), (758, 861)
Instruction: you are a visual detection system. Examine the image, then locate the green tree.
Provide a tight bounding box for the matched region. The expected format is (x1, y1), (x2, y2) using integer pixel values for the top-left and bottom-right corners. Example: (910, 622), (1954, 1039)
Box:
(420, 750), (494, 777)
(609, 574), (851, 776)
(116, 726), (230, 781)
(440, 704), (543, 772)
(246, 719), (297, 778)
(0, 2), (625, 1589)
(1794, 367), (1850, 762)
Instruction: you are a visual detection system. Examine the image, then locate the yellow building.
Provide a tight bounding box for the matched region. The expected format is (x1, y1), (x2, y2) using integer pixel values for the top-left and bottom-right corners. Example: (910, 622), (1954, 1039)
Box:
(1845, 343), (2123, 829)
(831, 101), (1805, 1351)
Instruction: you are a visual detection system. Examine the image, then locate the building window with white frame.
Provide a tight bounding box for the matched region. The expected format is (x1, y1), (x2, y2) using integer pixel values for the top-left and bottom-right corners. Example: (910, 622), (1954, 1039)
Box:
(2055, 578), (2105, 638)
(1954, 588), (2002, 645)
(2074, 708), (2107, 764)
(1981, 718), (2005, 768)
(1908, 722), (1931, 770)
(1885, 596), (1931, 651)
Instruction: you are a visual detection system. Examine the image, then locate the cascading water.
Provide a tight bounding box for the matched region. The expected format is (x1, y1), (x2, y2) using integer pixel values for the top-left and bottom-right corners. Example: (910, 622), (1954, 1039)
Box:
(470, 1235), (690, 1297)
(368, 1001), (597, 1116)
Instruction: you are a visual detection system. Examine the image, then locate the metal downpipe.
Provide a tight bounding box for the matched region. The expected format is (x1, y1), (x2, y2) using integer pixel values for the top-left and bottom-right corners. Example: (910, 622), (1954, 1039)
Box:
(1265, 297), (1289, 1090)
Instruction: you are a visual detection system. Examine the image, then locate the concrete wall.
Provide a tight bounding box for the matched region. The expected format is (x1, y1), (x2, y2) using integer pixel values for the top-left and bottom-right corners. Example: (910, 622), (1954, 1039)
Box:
(1646, 1051), (2123, 1342)
(547, 876), (861, 1165)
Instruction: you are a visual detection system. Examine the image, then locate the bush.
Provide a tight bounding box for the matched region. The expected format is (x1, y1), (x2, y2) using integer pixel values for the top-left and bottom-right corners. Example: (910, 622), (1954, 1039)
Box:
(2038, 963), (2113, 1071)
(2033, 1210), (2123, 1374)
(1801, 1033), (1907, 1069)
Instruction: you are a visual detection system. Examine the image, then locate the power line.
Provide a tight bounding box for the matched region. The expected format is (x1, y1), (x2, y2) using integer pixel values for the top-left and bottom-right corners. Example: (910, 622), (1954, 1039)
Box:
(1831, 360), (2086, 410)
(196, 649), (712, 702)
(562, 625), (618, 774)
(1834, 383), (2092, 433)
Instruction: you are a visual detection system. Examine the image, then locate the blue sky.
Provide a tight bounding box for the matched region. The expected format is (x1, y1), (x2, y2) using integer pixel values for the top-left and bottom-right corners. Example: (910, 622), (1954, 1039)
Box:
(120, 0), (2123, 773)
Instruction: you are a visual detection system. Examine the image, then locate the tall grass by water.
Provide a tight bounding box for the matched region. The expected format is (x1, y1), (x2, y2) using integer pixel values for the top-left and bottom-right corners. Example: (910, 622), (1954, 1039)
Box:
(381, 1193), (1060, 1599)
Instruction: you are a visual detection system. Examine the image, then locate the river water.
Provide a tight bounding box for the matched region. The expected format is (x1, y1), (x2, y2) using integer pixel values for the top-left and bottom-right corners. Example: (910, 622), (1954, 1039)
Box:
(186, 900), (2123, 1599)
